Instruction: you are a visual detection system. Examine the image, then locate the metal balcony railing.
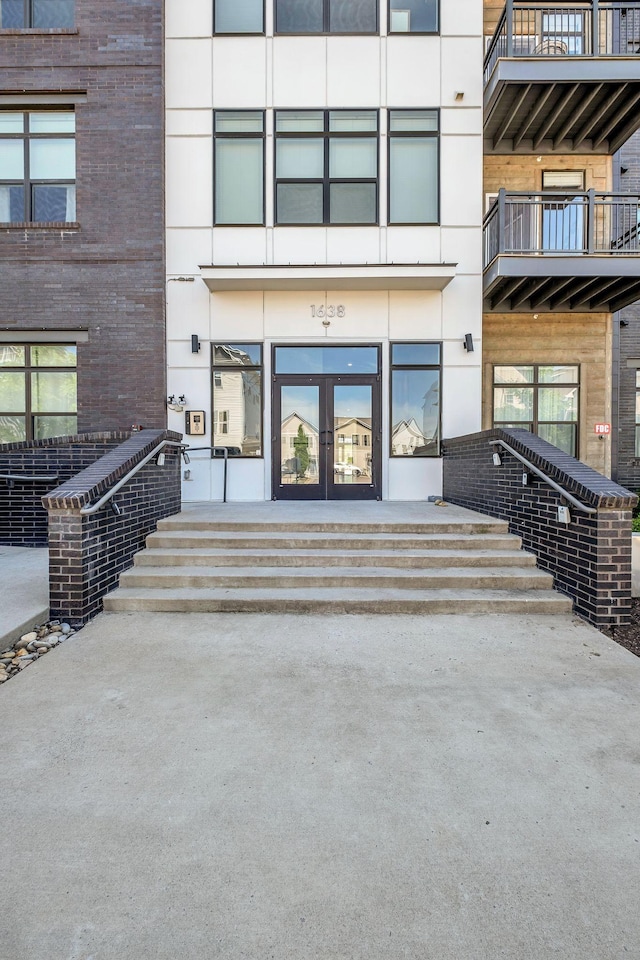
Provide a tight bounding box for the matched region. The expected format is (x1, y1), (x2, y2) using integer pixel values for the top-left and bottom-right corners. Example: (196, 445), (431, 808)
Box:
(483, 189), (640, 266)
(485, 1), (640, 82)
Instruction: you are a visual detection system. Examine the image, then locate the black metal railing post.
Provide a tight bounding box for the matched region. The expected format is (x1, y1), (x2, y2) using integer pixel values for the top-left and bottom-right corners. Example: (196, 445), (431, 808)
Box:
(592, 0), (600, 55)
(587, 188), (596, 253)
(505, 0), (514, 57)
(498, 189), (507, 254)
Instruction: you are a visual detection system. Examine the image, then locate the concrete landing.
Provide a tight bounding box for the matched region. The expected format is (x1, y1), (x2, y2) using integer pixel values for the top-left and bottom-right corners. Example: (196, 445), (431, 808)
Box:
(0, 545), (49, 648)
(1, 609), (639, 959)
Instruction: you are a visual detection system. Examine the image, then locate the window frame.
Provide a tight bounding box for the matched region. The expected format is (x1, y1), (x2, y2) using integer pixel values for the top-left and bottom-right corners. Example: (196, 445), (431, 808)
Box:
(389, 341), (442, 458)
(388, 0), (439, 35)
(0, 108), (76, 225)
(387, 108), (440, 226)
(211, 342), (264, 459)
(0, 0), (74, 29)
(213, 111), (266, 227)
(274, 0), (378, 35)
(274, 109), (379, 227)
(213, 0), (265, 36)
(0, 342), (78, 443)
(492, 363), (581, 458)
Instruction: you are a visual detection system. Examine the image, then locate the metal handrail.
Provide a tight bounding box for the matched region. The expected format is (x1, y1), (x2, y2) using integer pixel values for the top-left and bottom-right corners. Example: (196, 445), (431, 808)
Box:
(79, 440), (188, 516)
(489, 438), (597, 513)
(186, 446), (233, 503)
(0, 473), (58, 483)
(483, 189), (640, 266)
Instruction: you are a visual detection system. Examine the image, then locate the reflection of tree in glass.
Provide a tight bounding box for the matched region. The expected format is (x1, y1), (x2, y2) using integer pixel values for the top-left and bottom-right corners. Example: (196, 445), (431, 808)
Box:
(294, 424), (310, 478)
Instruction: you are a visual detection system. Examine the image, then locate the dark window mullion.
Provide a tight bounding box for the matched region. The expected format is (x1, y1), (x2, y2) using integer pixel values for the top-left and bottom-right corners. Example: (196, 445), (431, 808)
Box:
(323, 0), (329, 33)
(25, 345), (33, 441)
(323, 127), (330, 224)
(23, 123), (31, 221)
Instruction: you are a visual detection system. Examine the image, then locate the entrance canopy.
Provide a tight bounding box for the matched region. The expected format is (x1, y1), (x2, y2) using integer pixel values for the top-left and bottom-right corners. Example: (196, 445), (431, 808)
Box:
(199, 263), (457, 291)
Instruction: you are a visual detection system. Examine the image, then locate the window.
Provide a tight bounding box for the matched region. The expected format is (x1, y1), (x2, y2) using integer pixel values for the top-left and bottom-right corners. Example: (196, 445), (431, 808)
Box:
(390, 342), (440, 456)
(275, 0), (377, 34)
(389, 110), (438, 224)
(275, 110), (378, 225)
(0, 111), (75, 223)
(0, 343), (77, 442)
(0, 0), (73, 28)
(214, 0), (263, 33)
(389, 0), (438, 33)
(212, 344), (263, 456)
(214, 112), (264, 225)
(493, 365), (579, 457)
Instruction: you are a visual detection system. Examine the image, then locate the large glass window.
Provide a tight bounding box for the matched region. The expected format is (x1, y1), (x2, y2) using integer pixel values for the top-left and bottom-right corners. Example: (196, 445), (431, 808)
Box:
(493, 364), (579, 457)
(214, 112), (264, 225)
(214, 0), (263, 34)
(275, 110), (378, 225)
(389, 110), (439, 224)
(0, 343), (77, 443)
(390, 342), (440, 456)
(276, 0), (377, 34)
(212, 344), (263, 457)
(0, 0), (74, 28)
(389, 0), (438, 33)
(0, 111), (75, 223)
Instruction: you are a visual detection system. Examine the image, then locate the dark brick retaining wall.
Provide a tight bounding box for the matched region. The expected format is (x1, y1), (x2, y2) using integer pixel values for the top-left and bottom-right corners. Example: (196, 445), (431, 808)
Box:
(42, 430), (182, 626)
(443, 428), (637, 627)
(0, 432), (130, 546)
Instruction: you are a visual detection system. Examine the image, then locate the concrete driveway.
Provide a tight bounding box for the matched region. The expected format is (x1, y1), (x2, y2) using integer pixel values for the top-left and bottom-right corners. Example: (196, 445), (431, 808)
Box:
(1, 610), (639, 960)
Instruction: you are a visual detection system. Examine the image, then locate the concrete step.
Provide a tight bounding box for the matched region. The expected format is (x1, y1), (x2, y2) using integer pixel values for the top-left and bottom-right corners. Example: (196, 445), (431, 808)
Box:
(104, 586), (572, 615)
(119, 564), (554, 592)
(133, 547), (537, 569)
(147, 530), (524, 553)
(156, 517), (510, 535)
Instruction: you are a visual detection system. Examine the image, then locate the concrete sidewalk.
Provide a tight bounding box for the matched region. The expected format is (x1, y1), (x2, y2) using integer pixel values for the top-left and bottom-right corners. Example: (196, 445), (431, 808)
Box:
(1, 609), (639, 959)
(0, 545), (49, 648)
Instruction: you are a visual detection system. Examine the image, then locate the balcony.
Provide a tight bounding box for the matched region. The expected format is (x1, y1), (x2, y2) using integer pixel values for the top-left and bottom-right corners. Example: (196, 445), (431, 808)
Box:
(484, 1), (640, 153)
(483, 189), (640, 311)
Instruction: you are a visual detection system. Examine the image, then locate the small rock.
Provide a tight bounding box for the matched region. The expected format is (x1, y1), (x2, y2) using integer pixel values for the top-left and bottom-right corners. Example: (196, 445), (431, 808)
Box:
(17, 659), (32, 670)
(1, 651), (13, 658)
(48, 637), (60, 647)
(0, 674), (8, 683)
(0, 657), (12, 666)
(20, 632), (37, 645)
(61, 623), (72, 634)
(15, 649), (28, 658)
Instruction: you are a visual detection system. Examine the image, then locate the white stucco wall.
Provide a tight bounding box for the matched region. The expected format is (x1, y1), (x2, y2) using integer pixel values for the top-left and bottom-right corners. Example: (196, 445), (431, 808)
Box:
(165, 0), (484, 501)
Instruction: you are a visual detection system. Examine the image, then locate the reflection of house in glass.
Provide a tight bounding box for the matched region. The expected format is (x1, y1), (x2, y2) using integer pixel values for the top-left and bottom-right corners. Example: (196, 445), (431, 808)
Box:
(212, 345), (261, 455)
(421, 380), (439, 451)
(391, 382), (439, 456)
(392, 418), (427, 455)
(280, 412), (319, 483)
(335, 417), (372, 475)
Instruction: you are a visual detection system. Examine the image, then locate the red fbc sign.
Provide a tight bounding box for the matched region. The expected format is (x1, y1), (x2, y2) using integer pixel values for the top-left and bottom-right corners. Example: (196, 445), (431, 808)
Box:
(594, 423), (611, 435)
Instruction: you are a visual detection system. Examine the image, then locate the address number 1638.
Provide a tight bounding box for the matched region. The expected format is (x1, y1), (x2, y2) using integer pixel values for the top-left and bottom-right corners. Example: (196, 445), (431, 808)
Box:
(311, 305), (346, 318)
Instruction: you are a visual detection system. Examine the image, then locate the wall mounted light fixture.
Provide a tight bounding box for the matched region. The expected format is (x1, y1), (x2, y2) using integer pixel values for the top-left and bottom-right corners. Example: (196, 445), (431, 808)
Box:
(463, 333), (474, 352)
(191, 335), (201, 353)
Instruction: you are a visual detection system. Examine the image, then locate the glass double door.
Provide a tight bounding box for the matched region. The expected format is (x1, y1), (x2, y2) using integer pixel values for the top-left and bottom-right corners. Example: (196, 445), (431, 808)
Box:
(273, 374), (381, 500)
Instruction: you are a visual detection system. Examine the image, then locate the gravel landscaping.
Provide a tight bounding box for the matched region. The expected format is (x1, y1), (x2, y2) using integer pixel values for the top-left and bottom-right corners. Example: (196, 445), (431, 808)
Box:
(601, 598), (640, 658)
(0, 621), (77, 685)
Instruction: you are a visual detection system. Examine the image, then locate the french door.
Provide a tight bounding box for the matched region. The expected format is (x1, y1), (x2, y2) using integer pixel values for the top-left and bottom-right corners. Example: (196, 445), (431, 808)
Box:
(272, 374), (381, 500)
